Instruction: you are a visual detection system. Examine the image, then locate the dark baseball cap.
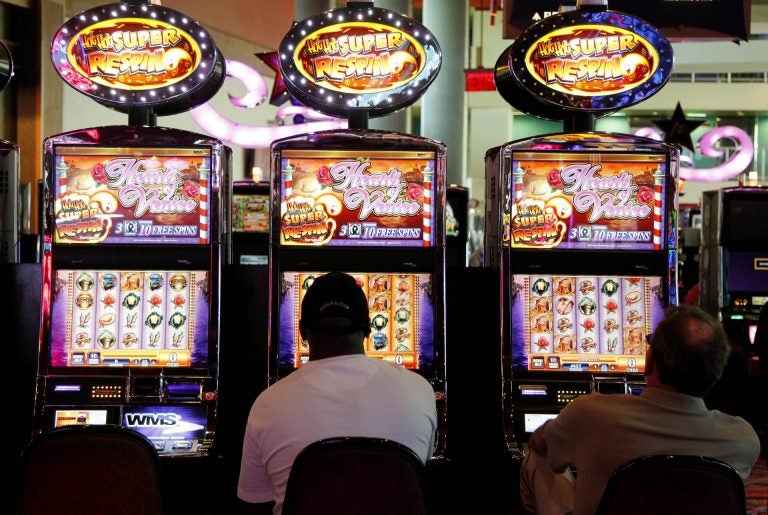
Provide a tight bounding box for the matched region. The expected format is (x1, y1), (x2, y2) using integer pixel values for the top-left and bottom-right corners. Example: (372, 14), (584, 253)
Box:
(301, 272), (371, 335)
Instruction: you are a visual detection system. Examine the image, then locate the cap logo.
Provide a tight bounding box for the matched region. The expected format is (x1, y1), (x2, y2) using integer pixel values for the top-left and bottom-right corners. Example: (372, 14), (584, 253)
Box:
(318, 301), (350, 312)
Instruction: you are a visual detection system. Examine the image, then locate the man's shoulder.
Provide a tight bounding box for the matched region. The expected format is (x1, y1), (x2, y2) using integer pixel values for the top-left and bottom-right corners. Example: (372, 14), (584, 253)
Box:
(564, 391), (639, 413)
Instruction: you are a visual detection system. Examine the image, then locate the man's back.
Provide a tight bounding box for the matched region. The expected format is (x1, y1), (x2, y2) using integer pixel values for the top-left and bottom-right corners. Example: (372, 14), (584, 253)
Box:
(545, 387), (760, 515)
(238, 354), (437, 514)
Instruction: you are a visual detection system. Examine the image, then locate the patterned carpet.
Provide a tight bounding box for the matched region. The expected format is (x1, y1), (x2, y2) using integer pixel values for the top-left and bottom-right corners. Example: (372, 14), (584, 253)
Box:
(747, 455), (768, 514)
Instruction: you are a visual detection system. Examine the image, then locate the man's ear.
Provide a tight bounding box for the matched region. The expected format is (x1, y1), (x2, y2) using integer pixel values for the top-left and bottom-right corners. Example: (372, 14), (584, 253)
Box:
(645, 346), (654, 375)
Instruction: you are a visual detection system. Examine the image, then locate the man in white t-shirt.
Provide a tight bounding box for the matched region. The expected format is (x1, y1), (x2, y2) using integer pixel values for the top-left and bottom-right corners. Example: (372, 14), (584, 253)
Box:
(237, 272), (438, 515)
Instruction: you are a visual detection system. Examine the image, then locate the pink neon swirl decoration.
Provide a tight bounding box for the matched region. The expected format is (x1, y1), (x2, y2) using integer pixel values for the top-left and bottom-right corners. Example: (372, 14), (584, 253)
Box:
(189, 59), (346, 148)
(634, 126), (754, 182)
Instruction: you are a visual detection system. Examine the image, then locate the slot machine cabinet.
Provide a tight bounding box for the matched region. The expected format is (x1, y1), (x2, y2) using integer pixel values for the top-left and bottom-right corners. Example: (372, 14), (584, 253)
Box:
(484, 3), (678, 449)
(268, 3), (450, 459)
(486, 133), (679, 446)
(32, 1), (229, 469)
(35, 126), (229, 458)
(700, 187), (768, 349)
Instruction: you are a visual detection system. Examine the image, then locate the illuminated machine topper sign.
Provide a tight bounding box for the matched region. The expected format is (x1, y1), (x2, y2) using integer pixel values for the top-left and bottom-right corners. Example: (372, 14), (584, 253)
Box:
(497, 9), (673, 114)
(51, 2), (225, 115)
(279, 5), (441, 118)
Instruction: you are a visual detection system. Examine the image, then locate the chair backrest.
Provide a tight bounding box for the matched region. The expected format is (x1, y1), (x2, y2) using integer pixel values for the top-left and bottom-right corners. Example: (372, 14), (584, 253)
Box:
(15, 424), (165, 515)
(282, 436), (429, 515)
(595, 454), (746, 515)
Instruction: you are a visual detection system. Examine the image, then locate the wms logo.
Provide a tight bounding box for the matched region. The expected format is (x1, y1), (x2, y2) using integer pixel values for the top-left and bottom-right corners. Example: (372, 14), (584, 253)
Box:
(125, 413), (180, 426)
(124, 412), (204, 436)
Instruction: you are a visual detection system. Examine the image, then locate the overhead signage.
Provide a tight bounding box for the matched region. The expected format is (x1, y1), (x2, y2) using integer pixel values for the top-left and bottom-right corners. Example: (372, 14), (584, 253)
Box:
(51, 2), (224, 115)
(279, 4), (441, 118)
(496, 9), (673, 114)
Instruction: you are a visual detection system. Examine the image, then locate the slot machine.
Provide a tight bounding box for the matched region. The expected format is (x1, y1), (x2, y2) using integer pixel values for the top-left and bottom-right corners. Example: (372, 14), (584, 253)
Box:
(484, 3), (680, 448)
(268, 3), (449, 457)
(446, 184), (470, 269)
(700, 186), (768, 349)
(1, 40), (19, 264)
(231, 180), (270, 265)
(32, 1), (228, 463)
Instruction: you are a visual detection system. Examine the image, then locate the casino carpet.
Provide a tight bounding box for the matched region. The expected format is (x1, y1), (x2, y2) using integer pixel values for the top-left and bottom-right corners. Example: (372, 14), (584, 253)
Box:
(746, 455), (768, 514)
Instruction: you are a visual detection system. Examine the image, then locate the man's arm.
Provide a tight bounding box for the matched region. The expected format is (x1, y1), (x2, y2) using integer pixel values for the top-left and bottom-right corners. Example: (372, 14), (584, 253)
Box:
(527, 419), (550, 456)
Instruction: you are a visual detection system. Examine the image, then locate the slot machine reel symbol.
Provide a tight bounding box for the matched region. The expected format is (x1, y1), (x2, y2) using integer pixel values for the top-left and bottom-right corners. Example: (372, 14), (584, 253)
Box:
(579, 298), (596, 316)
(145, 312), (163, 330)
(122, 293), (140, 310)
(555, 335), (575, 353)
(101, 273), (117, 290)
(168, 311), (187, 329)
(370, 276), (390, 293)
(556, 297), (575, 315)
(97, 330), (116, 349)
(148, 273), (164, 290)
(75, 293), (94, 309)
(601, 280), (619, 296)
(169, 274), (188, 291)
(554, 278), (574, 296)
(76, 272), (94, 291)
(371, 314), (389, 350)
(370, 295), (389, 312)
(122, 273), (142, 290)
(532, 278), (550, 296)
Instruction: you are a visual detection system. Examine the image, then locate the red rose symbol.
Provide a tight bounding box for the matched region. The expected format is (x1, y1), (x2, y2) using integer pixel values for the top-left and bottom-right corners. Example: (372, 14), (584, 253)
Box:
(546, 169), (564, 190)
(316, 166), (332, 187)
(183, 180), (200, 199)
(406, 183), (423, 201)
(637, 186), (654, 204)
(91, 163), (108, 184)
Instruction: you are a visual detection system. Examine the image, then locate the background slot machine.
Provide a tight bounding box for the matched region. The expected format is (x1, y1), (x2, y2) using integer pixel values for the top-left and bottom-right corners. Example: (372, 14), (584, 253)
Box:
(700, 186), (768, 349)
(485, 3), (679, 448)
(1, 40), (19, 264)
(446, 185), (470, 269)
(268, 3), (449, 458)
(33, 1), (228, 465)
(231, 180), (270, 265)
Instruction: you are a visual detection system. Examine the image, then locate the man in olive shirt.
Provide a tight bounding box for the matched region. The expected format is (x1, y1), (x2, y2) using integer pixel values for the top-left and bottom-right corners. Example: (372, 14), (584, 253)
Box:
(520, 305), (761, 515)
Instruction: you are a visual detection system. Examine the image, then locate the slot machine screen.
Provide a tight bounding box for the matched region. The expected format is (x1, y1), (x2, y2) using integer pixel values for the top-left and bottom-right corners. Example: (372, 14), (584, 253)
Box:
(505, 151), (668, 251)
(523, 413), (558, 434)
(49, 269), (210, 368)
(54, 409), (109, 427)
(278, 271), (435, 373)
(509, 273), (665, 373)
(52, 145), (212, 245)
(232, 192), (269, 233)
(721, 191), (768, 248)
(724, 251), (768, 293)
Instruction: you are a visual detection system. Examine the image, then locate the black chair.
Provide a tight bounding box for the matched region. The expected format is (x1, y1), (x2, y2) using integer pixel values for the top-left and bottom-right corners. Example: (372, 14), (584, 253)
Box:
(282, 436), (429, 515)
(15, 424), (165, 515)
(595, 455), (746, 515)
